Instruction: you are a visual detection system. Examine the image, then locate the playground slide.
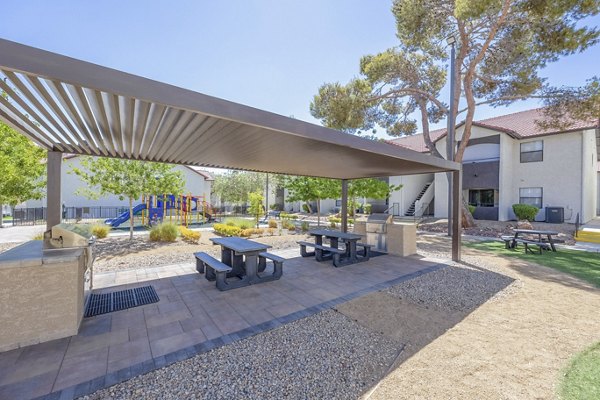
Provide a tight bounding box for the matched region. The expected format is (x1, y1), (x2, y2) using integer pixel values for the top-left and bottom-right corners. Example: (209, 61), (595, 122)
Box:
(105, 203), (147, 227)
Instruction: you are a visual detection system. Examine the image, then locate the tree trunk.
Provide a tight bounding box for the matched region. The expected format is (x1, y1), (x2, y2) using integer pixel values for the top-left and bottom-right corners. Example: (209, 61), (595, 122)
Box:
(305, 202), (313, 213)
(317, 199), (321, 227)
(461, 196), (475, 228)
(129, 197), (134, 241)
(0, 203), (3, 228)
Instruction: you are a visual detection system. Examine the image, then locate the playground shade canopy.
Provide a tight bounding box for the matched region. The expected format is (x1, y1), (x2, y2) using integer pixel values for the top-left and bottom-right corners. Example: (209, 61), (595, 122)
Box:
(0, 39), (459, 179)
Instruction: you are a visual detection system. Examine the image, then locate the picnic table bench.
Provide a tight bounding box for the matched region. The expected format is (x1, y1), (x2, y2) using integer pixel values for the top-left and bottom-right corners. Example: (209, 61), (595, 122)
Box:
(195, 237), (285, 291)
(501, 229), (561, 254)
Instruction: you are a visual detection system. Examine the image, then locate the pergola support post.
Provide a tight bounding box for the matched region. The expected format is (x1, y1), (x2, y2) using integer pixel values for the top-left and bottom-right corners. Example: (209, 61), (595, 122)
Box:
(451, 169), (462, 261)
(341, 179), (348, 233)
(46, 151), (62, 231)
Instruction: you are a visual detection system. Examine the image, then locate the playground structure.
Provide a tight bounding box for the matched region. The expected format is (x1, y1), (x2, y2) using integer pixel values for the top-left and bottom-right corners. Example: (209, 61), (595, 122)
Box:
(105, 194), (214, 228)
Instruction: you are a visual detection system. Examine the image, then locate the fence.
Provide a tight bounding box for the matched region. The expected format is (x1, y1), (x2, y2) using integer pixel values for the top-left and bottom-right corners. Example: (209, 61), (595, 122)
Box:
(12, 206), (129, 226)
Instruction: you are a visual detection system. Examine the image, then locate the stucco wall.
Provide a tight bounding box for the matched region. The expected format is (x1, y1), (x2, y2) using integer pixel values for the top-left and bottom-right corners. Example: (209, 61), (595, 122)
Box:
(503, 132), (583, 222)
(581, 129), (597, 222)
(24, 157), (212, 208)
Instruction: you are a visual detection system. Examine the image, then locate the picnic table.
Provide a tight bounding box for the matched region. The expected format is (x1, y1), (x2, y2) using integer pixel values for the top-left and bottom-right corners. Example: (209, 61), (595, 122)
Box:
(196, 237), (284, 290)
(501, 229), (561, 254)
(299, 229), (370, 267)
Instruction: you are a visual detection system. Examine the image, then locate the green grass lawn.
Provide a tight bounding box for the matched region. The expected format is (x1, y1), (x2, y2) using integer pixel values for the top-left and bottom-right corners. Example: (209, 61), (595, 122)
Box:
(465, 241), (600, 288)
(560, 342), (600, 400)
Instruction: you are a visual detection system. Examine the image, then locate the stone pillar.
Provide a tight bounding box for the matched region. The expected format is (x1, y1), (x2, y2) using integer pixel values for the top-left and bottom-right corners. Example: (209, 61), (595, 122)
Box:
(452, 169), (462, 262)
(387, 223), (417, 257)
(46, 151), (62, 231)
(341, 179), (348, 233)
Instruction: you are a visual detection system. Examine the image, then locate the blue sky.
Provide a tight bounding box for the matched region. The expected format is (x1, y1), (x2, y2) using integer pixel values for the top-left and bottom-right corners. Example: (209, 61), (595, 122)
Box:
(1, 1), (599, 138)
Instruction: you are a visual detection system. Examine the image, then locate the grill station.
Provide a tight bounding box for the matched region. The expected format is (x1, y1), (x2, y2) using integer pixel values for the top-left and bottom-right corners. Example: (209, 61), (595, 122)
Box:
(0, 224), (96, 351)
(365, 213), (394, 252)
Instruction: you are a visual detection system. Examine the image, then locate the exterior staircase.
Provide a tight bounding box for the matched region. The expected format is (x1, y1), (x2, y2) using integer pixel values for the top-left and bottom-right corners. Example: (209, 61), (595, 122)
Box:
(404, 182), (432, 217)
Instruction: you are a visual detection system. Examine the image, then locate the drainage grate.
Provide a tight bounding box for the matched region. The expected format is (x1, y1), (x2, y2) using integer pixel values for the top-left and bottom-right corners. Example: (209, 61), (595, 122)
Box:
(84, 285), (159, 317)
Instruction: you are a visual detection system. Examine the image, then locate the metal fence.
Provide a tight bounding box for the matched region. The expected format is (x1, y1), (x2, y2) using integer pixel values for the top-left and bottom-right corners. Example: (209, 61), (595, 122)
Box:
(12, 206), (129, 226)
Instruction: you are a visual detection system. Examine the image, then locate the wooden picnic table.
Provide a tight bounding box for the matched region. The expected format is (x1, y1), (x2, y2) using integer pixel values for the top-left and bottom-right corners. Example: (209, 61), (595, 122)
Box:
(209, 237), (272, 287)
(308, 229), (363, 264)
(506, 229), (560, 252)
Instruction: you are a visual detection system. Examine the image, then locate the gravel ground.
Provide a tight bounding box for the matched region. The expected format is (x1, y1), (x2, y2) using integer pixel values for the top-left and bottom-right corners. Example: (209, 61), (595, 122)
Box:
(385, 262), (514, 314)
(80, 310), (399, 400)
(0, 242), (20, 254)
(93, 232), (311, 273)
(418, 218), (576, 245)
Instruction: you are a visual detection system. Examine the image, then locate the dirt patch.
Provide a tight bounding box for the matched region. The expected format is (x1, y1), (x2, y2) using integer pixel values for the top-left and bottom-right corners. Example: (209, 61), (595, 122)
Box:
(365, 235), (600, 400)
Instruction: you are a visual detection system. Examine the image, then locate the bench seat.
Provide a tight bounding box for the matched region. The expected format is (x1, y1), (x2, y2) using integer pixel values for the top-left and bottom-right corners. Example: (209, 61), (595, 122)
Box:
(356, 242), (372, 260)
(297, 240), (346, 264)
(194, 252), (233, 290)
(258, 252), (285, 280)
(513, 238), (551, 254)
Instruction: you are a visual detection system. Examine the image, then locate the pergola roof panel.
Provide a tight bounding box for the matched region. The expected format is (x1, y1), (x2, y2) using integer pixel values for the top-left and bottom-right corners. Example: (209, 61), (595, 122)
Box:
(0, 39), (460, 179)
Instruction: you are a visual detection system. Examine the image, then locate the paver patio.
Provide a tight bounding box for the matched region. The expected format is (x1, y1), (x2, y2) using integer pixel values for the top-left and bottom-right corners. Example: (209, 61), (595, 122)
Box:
(0, 249), (446, 400)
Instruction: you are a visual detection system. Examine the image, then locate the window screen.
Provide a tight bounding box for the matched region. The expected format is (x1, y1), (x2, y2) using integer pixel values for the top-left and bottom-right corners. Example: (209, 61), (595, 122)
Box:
(520, 141), (543, 163)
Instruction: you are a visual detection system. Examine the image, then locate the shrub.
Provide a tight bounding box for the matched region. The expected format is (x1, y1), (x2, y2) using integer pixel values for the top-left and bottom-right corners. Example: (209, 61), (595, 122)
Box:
(301, 221), (309, 232)
(223, 217), (253, 229)
(240, 228), (264, 237)
(240, 229), (252, 237)
(512, 204), (539, 221)
(149, 223), (178, 242)
(282, 220), (295, 230)
(179, 226), (201, 243)
(330, 221), (337, 228)
(267, 228), (276, 236)
(268, 219), (278, 229)
(280, 213), (298, 220)
(213, 223), (242, 237)
(91, 224), (110, 239)
(363, 203), (372, 214)
(32, 232), (44, 240)
(302, 204), (310, 213)
(468, 205), (476, 215)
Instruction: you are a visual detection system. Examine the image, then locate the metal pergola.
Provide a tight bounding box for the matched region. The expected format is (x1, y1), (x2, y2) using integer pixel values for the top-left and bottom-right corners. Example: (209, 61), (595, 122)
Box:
(0, 38), (463, 260)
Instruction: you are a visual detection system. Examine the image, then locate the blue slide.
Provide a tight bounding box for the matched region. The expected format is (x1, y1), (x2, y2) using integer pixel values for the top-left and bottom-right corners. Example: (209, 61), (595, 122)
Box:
(105, 203), (147, 227)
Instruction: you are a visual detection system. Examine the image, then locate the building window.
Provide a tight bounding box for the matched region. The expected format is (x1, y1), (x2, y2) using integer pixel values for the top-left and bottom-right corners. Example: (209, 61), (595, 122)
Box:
(519, 187), (543, 208)
(520, 140), (543, 163)
(468, 189), (495, 207)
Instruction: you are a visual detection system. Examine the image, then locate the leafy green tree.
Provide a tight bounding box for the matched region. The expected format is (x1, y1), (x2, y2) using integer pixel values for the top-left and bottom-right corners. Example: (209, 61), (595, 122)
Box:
(71, 157), (185, 240)
(248, 191), (264, 228)
(0, 122), (46, 228)
(311, 0), (599, 227)
(212, 171), (266, 207)
(541, 77), (600, 128)
(348, 178), (402, 216)
(283, 176), (340, 226)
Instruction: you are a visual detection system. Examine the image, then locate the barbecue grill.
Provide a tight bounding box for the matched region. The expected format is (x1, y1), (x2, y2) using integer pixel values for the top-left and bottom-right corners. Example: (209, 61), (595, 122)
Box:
(365, 213), (394, 252)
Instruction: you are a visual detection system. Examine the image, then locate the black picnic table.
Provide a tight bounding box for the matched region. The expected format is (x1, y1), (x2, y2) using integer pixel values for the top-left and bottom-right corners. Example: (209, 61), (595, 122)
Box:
(308, 229), (363, 264)
(507, 229), (560, 252)
(209, 237), (272, 286)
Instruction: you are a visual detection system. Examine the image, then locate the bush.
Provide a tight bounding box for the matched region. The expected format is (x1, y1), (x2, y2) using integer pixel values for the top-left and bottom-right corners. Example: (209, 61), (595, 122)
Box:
(240, 228), (265, 237)
(512, 204), (539, 221)
(223, 217), (253, 229)
(330, 221), (337, 228)
(280, 213), (298, 220)
(267, 228), (276, 236)
(301, 221), (309, 232)
(363, 203), (372, 214)
(468, 205), (476, 215)
(179, 226), (201, 243)
(302, 204), (310, 213)
(213, 223), (242, 237)
(91, 224), (110, 239)
(282, 220), (295, 230)
(268, 219), (278, 229)
(32, 232), (44, 240)
(149, 223), (178, 242)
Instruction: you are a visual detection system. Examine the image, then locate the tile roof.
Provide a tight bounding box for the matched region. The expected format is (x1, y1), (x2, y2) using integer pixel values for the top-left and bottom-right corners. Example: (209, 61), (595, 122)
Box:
(387, 108), (599, 153)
